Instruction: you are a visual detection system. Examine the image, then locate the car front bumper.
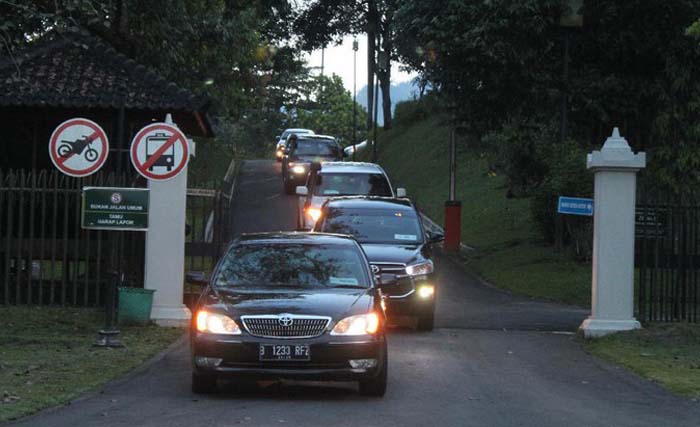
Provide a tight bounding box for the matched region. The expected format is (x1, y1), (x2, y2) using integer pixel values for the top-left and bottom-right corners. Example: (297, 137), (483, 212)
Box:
(191, 332), (387, 381)
(383, 277), (436, 316)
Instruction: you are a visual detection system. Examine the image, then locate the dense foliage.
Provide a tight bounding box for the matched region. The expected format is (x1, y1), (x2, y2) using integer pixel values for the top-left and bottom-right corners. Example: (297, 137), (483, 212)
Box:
(393, 0), (700, 249)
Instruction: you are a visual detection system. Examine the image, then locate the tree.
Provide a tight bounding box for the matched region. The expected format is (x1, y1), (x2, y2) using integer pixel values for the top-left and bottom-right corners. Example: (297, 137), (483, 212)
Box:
(294, 0), (398, 130)
(294, 74), (368, 145)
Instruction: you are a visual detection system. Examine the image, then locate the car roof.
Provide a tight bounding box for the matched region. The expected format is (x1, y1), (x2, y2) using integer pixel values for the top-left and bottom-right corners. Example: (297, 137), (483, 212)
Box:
(298, 133), (335, 141)
(283, 128), (314, 134)
(235, 231), (358, 246)
(323, 196), (415, 211)
(318, 162), (386, 174)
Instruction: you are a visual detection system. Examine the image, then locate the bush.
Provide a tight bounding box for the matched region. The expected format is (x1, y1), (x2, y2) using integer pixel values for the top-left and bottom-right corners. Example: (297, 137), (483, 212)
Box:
(531, 140), (593, 258)
(482, 120), (551, 198)
(393, 94), (440, 127)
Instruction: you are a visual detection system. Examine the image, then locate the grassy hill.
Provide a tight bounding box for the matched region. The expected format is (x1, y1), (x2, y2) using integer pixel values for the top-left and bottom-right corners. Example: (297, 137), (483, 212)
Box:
(370, 112), (591, 307)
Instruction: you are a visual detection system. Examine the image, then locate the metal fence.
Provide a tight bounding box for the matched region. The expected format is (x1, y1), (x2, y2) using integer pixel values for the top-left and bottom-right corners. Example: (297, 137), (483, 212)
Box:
(636, 191), (700, 322)
(0, 169), (145, 306)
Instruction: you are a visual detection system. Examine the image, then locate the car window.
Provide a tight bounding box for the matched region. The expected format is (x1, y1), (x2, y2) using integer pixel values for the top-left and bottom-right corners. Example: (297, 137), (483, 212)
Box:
(313, 173), (392, 197)
(214, 243), (369, 289)
(293, 140), (340, 156)
(321, 208), (423, 244)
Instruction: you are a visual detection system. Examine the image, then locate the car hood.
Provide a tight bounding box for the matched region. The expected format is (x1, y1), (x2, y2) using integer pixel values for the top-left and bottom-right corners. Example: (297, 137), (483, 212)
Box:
(205, 288), (373, 320)
(360, 243), (423, 265)
(293, 155), (339, 163)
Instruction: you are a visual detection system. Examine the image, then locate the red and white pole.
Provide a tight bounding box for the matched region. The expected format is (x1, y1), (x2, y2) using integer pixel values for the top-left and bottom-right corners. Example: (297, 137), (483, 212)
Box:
(444, 127), (462, 252)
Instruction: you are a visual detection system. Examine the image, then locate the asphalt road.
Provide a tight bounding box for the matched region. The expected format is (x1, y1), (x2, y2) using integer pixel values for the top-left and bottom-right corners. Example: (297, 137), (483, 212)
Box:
(10, 159), (700, 427)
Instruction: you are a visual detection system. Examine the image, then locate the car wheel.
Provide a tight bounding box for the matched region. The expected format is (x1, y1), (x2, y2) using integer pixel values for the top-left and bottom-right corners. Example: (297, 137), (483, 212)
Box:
(416, 306), (435, 331)
(358, 348), (387, 397)
(191, 372), (217, 394)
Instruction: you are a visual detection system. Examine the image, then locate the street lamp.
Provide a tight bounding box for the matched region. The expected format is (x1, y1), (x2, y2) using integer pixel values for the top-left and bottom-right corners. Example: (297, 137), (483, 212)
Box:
(558, 0), (583, 143)
(353, 39), (359, 161)
(555, 0), (583, 252)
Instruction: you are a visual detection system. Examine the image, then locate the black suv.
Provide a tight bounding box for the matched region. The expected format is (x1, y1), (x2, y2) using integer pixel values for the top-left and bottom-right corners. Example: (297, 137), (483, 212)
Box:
(189, 232), (388, 396)
(282, 135), (345, 194)
(314, 197), (443, 330)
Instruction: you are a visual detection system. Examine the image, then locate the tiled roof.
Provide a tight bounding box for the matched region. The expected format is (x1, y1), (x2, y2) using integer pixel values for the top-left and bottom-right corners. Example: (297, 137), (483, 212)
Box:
(0, 30), (209, 112)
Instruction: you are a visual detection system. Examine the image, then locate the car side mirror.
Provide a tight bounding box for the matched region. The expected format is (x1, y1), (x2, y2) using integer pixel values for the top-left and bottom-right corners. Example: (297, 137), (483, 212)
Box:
(275, 135), (281, 139)
(296, 186), (309, 196)
(186, 270), (209, 286)
(396, 188), (407, 198)
(427, 230), (444, 243)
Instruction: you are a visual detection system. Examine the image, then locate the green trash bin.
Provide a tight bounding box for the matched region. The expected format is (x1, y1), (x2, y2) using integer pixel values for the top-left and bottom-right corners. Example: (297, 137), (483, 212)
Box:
(118, 287), (155, 325)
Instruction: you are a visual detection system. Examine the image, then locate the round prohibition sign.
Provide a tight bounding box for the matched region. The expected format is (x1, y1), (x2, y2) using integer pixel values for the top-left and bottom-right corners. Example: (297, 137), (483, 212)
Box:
(130, 123), (189, 181)
(49, 118), (109, 177)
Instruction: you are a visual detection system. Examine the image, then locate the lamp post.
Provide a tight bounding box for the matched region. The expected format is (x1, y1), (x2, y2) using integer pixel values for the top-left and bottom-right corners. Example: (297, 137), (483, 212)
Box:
(353, 39), (359, 161)
(555, 0), (583, 252)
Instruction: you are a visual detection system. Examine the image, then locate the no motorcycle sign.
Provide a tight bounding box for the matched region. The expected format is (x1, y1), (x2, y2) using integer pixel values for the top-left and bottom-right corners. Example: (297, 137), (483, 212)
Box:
(49, 118), (109, 177)
(130, 123), (190, 181)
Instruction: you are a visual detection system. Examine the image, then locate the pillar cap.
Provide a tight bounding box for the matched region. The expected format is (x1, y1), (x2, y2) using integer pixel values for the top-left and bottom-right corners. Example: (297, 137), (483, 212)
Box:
(587, 127), (646, 171)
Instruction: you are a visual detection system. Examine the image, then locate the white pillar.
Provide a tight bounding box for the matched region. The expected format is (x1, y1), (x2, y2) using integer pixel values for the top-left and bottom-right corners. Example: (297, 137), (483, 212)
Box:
(580, 128), (646, 338)
(144, 114), (191, 326)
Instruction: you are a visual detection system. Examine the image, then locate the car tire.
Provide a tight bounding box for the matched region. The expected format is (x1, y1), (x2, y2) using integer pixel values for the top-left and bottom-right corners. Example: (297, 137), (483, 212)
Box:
(191, 372), (217, 394)
(358, 348), (387, 397)
(416, 306), (435, 331)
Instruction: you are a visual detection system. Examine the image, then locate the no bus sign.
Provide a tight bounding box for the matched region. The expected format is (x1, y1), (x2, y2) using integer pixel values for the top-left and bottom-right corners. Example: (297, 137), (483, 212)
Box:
(130, 123), (189, 181)
(49, 118), (109, 177)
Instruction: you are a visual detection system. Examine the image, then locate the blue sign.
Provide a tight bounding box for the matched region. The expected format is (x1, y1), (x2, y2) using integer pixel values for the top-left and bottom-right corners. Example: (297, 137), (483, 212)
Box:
(558, 196), (594, 216)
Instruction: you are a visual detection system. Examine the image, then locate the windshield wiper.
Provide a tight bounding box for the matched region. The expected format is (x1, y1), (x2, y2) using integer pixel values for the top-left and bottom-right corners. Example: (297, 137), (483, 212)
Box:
(328, 285), (368, 289)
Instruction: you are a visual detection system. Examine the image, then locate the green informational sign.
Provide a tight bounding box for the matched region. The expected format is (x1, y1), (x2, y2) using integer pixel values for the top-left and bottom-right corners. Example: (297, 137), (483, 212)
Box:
(82, 187), (149, 231)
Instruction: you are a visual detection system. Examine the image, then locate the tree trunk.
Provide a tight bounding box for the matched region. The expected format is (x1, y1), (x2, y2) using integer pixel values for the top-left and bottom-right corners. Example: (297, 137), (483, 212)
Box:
(366, 0), (378, 131)
(378, 11), (393, 130)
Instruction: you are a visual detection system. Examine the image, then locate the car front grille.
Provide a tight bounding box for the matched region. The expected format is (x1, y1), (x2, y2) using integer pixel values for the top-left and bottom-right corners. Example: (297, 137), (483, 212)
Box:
(372, 262), (414, 297)
(240, 315), (331, 339)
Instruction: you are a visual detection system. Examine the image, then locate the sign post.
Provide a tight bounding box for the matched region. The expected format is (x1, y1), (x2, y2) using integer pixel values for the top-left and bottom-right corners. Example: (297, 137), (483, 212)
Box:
(81, 187), (150, 348)
(133, 115), (192, 326)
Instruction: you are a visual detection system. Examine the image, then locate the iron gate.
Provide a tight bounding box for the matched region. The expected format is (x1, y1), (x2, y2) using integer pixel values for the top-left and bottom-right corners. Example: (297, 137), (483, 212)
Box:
(636, 190), (700, 322)
(0, 169), (145, 306)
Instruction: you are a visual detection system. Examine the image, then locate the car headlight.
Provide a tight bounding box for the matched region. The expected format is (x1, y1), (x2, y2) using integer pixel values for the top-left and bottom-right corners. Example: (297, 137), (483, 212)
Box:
(331, 312), (380, 336)
(417, 284), (435, 299)
(306, 207), (322, 222)
(292, 164), (306, 174)
(196, 311), (241, 335)
(405, 260), (434, 276)
(276, 150), (283, 157)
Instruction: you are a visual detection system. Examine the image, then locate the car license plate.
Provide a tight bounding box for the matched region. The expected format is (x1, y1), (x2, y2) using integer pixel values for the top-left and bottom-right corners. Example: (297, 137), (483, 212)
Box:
(259, 344), (311, 361)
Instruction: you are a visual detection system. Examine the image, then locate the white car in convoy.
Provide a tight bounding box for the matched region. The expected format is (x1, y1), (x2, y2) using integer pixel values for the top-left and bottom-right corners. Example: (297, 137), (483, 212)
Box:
(295, 162), (406, 230)
(275, 128), (314, 161)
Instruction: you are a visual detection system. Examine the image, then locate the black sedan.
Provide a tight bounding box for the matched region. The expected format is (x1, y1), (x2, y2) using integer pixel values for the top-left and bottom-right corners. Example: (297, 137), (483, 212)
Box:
(189, 232), (388, 396)
(282, 135), (345, 194)
(313, 197), (443, 330)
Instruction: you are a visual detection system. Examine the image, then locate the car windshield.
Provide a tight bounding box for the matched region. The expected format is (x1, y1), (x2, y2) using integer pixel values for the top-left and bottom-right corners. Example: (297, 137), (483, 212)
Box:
(214, 242), (369, 289)
(294, 140), (339, 156)
(320, 208), (424, 244)
(313, 173), (392, 196)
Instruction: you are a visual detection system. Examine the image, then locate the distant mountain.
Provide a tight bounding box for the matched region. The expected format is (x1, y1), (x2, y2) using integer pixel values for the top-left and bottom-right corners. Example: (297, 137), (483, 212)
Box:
(356, 80), (419, 126)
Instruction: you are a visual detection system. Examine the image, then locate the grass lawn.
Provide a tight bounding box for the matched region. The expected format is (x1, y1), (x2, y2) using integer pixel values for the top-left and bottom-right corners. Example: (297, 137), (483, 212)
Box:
(0, 306), (183, 423)
(370, 114), (591, 306)
(583, 323), (700, 398)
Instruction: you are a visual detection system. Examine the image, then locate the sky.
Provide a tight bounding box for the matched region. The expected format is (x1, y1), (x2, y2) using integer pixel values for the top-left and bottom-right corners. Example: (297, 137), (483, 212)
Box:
(306, 34), (417, 93)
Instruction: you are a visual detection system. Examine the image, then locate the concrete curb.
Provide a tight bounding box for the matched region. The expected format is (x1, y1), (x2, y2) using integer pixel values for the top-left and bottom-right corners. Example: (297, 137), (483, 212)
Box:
(4, 332), (189, 426)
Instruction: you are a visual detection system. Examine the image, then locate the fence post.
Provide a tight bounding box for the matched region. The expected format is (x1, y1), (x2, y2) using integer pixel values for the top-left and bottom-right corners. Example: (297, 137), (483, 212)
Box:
(580, 128), (646, 338)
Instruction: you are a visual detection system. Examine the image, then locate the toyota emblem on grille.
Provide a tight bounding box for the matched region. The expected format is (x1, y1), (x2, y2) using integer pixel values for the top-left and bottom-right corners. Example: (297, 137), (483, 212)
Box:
(371, 265), (380, 274)
(278, 315), (293, 327)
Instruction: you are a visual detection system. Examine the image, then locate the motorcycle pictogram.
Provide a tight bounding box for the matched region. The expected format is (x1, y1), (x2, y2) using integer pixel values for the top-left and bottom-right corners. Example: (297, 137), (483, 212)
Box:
(57, 136), (99, 162)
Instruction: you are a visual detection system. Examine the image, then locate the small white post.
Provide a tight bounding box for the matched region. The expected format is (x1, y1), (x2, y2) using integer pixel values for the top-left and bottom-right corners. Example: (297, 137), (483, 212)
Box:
(580, 128), (646, 338)
(144, 114), (191, 326)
